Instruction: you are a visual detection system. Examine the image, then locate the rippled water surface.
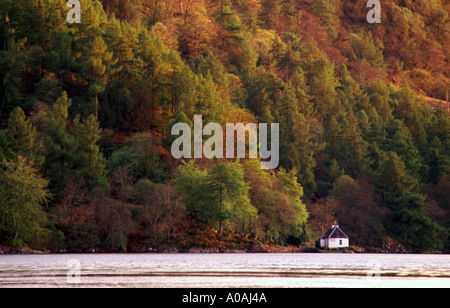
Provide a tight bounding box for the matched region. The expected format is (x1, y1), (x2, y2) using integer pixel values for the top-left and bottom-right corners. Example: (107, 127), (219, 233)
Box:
(0, 253), (449, 288)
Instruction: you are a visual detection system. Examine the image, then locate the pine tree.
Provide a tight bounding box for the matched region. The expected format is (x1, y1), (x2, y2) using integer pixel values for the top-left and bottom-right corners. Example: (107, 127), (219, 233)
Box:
(260, 0), (281, 29)
(304, 50), (339, 121)
(376, 151), (444, 251)
(308, 0), (340, 42)
(427, 136), (450, 183)
(7, 107), (42, 166)
(214, 2), (243, 56)
(0, 41), (26, 118)
(277, 168), (309, 227)
(341, 109), (369, 175)
(385, 119), (422, 180)
(0, 0), (11, 51)
(195, 74), (224, 124)
(376, 151), (419, 203)
(46, 29), (76, 94)
(0, 129), (12, 161)
(326, 115), (343, 157)
(74, 0), (115, 118)
(72, 114), (107, 189)
(0, 156), (49, 247)
(84, 36), (115, 119)
(165, 111), (193, 148)
(43, 92), (74, 196)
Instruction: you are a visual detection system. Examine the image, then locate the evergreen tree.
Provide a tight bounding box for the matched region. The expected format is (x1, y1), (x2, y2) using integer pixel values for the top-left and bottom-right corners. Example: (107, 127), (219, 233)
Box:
(214, 1), (243, 58)
(342, 109), (369, 175)
(427, 136), (450, 183)
(43, 92), (74, 196)
(260, 0), (281, 29)
(0, 156), (49, 246)
(83, 36), (115, 119)
(376, 152), (420, 204)
(73, 0), (115, 118)
(0, 130), (12, 161)
(308, 0), (340, 42)
(72, 114), (107, 189)
(303, 48), (339, 121)
(277, 167), (309, 230)
(384, 119), (422, 180)
(6, 107), (42, 166)
(46, 29), (76, 94)
(376, 152), (444, 251)
(0, 41), (27, 118)
(165, 111), (193, 148)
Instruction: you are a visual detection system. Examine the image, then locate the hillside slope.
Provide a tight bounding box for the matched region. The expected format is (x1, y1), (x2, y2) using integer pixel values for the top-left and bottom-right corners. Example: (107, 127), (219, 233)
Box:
(0, 0), (448, 253)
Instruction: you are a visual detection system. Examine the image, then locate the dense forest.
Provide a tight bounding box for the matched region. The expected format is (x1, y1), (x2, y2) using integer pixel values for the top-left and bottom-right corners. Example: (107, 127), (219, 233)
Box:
(0, 0), (449, 253)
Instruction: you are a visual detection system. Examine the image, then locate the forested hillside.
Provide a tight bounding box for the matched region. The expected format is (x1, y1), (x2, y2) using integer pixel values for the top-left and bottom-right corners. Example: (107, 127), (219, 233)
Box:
(0, 0), (449, 253)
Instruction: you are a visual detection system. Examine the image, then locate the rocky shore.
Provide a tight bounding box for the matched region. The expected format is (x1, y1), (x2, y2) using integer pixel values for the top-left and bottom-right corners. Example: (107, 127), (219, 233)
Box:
(0, 240), (439, 254)
(0, 245), (48, 254)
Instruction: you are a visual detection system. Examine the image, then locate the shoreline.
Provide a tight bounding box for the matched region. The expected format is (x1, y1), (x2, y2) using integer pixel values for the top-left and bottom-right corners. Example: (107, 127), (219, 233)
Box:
(1, 245), (445, 255)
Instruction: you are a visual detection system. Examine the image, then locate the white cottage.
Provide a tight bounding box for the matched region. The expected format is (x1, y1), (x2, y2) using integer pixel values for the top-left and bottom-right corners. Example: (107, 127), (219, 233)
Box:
(319, 223), (349, 249)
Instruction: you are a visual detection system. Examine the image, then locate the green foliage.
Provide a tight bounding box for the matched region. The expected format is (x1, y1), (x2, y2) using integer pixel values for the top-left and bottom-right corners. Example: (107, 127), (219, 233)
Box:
(44, 92), (108, 196)
(0, 130), (12, 160)
(174, 160), (209, 219)
(43, 92), (74, 195)
(376, 152), (445, 251)
(109, 133), (168, 183)
(376, 152), (420, 204)
(175, 160), (257, 235)
(208, 161), (256, 235)
(7, 107), (43, 165)
(243, 160), (309, 244)
(0, 41), (27, 116)
(63, 223), (101, 253)
(0, 156), (49, 247)
(309, 0), (340, 42)
(0, 0), (449, 252)
(72, 115), (107, 188)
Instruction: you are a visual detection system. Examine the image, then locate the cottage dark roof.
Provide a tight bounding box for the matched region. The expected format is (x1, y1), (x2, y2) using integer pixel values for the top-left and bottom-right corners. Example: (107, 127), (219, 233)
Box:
(320, 226), (349, 239)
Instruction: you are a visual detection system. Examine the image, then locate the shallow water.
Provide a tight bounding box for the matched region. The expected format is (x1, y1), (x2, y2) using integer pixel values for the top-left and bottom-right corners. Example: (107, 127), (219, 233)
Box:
(0, 253), (449, 288)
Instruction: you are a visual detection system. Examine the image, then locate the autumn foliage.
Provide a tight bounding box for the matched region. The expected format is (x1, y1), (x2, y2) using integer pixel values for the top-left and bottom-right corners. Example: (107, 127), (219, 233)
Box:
(0, 0), (449, 253)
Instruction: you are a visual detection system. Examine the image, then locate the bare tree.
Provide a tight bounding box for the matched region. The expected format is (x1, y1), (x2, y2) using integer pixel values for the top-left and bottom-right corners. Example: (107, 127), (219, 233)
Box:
(179, 0), (200, 24)
(307, 197), (339, 235)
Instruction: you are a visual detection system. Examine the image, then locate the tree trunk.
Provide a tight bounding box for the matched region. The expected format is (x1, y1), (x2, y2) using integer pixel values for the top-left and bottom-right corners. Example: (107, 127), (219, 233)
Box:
(0, 92), (6, 119)
(95, 90), (99, 120)
(218, 187), (223, 236)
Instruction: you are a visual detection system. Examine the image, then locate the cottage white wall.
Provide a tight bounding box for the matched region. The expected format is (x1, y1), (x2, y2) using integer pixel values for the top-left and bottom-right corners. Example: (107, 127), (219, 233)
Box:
(320, 239), (326, 248)
(322, 238), (349, 249)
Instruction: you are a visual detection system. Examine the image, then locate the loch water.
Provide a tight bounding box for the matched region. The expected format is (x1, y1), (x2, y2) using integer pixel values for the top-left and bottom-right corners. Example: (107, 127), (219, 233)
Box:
(0, 253), (449, 288)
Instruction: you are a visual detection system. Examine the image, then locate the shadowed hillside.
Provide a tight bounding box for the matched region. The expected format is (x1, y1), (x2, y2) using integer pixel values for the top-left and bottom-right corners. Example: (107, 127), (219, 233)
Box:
(0, 0), (448, 253)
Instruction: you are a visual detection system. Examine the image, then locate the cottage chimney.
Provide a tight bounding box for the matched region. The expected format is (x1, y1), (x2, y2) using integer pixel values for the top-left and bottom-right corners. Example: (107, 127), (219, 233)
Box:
(332, 220), (339, 228)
